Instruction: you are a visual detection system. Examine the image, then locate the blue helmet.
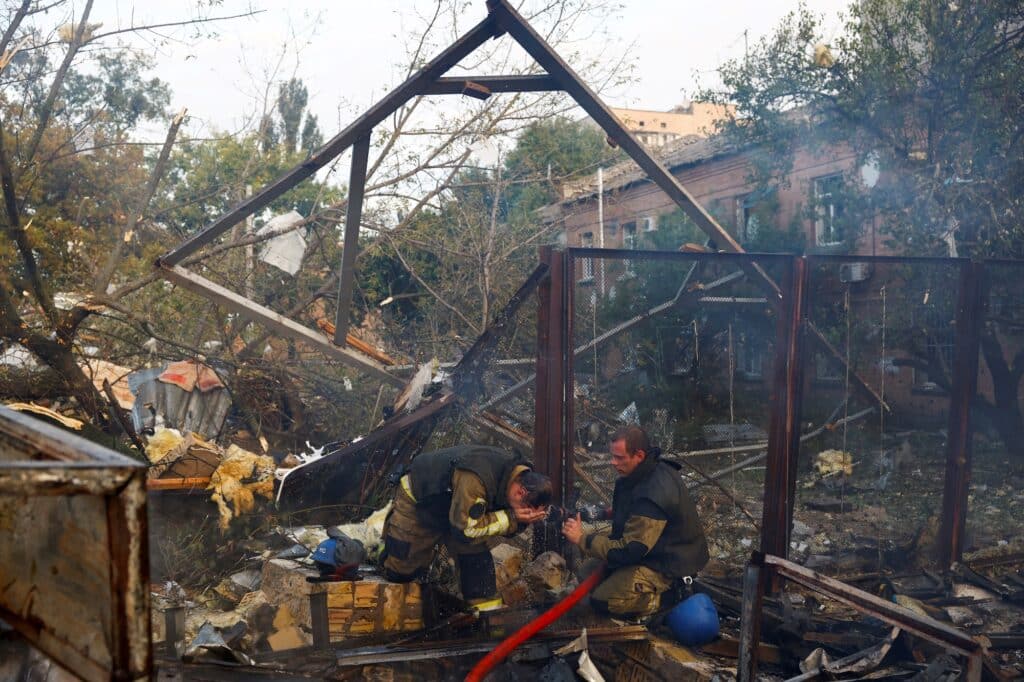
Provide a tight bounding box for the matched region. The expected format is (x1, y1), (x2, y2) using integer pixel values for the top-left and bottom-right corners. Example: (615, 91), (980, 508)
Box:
(311, 538), (340, 569)
(666, 592), (720, 647)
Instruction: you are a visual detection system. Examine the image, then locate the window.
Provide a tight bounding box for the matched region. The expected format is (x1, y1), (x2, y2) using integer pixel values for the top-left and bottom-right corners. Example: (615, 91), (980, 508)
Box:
(734, 195), (762, 243)
(665, 323), (698, 377)
(580, 232), (594, 282)
(622, 221), (637, 277)
(912, 304), (955, 392)
(622, 221), (638, 249)
(815, 354), (842, 382)
(737, 334), (763, 379)
(814, 175), (845, 246)
(643, 216), (657, 232)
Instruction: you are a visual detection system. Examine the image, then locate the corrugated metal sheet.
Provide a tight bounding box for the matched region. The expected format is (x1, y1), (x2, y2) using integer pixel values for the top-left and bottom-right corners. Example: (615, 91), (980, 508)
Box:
(129, 365), (231, 439)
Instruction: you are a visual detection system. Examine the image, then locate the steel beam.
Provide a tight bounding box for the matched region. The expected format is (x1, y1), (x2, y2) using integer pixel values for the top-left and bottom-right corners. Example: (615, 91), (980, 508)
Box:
(159, 263), (403, 387)
(737, 553), (767, 682)
(423, 74), (561, 95)
(334, 133), (371, 344)
(562, 252), (575, 506)
(534, 247), (569, 506)
(761, 258), (807, 560)
(158, 13), (498, 265)
(487, 0), (782, 305)
(939, 261), (986, 566)
(764, 554), (983, 679)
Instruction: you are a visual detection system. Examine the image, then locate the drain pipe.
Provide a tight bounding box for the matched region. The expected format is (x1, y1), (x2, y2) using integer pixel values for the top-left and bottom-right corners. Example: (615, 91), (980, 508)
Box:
(465, 563), (606, 682)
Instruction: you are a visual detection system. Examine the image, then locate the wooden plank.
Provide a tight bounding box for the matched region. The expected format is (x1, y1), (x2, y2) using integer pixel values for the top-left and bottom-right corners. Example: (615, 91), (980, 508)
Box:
(106, 472), (151, 678)
(159, 263), (402, 387)
(0, 494), (115, 681)
(0, 465), (133, 495)
(0, 404), (144, 466)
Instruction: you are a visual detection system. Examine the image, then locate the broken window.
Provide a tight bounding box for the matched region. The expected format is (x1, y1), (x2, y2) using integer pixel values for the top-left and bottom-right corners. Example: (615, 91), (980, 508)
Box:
(815, 353), (842, 382)
(737, 332), (764, 379)
(813, 174), (845, 246)
(622, 221), (637, 277)
(580, 231), (594, 282)
(912, 302), (955, 392)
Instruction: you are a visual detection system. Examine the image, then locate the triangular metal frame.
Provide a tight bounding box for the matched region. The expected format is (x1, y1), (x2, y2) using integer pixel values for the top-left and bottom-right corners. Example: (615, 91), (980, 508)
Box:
(155, 0), (781, 387)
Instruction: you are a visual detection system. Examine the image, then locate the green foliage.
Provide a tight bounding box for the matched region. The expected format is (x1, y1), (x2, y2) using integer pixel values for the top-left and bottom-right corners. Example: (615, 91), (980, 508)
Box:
(64, 53), (171, 133)
(503, 117), (620, 221)
(702, 0), (1024, 258)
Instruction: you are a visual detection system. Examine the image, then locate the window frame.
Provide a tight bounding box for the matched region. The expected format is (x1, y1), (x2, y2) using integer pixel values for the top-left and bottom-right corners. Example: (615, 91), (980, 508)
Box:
(813, 174), (845, 246)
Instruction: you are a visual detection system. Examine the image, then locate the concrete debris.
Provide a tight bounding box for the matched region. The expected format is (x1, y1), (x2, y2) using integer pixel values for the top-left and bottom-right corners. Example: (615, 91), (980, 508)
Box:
(492, 543), (525, 591)
(258, 559), (319, 649)
(214, 569), (261, 604)
(525, 551), (576, 599)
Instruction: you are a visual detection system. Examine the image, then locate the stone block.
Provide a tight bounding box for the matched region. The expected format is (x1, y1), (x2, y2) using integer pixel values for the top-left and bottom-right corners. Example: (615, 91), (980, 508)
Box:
(499, 577), (532, 607)
(257, 559), (322, 651)
(491, 543), (525, 590)
(526, 550), (568, 591)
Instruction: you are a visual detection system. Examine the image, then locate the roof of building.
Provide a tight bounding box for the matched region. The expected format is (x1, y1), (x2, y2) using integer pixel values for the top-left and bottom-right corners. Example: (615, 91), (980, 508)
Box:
(557, 132), (741, 206)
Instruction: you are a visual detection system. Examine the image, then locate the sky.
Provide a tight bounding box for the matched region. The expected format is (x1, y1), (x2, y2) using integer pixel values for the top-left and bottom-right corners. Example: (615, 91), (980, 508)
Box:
(84, 0), (854, 141)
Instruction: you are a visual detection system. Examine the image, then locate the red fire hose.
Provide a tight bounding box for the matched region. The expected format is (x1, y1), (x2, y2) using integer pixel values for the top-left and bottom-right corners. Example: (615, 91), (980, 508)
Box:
(465, 562), (607, 682)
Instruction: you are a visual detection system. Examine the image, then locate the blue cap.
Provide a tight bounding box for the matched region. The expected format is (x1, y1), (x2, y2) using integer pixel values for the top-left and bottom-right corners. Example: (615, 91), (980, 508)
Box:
(312, 538), (338, 568)
(666, 592), (719, 647)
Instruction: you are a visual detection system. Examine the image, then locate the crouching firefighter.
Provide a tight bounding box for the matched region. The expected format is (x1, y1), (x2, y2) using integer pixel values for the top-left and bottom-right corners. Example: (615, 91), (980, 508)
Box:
(381, 445), (551, 611)
(562, 426), (709, 620)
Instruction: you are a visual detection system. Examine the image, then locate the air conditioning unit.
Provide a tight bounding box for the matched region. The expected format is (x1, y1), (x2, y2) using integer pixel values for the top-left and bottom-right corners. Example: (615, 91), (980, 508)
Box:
(839, 262), (872, 283)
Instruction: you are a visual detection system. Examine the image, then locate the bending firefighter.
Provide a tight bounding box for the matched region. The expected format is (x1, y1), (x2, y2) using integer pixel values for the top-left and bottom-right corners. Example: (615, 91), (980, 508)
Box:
(381, 445), (551, 611)
(562, 426), (709, 619)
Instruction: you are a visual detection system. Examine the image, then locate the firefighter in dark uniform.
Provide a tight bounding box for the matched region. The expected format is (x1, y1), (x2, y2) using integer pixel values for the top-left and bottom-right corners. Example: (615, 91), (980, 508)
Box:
(381, 445), (551, 610)
(562, 426), (709, 619)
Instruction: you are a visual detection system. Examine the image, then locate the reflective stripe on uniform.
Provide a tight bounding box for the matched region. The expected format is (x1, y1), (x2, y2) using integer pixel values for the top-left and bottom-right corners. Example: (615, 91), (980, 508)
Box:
(469, 596), (504, 612)
(462, 505), (510, 538)
(400, 474), (417, 502)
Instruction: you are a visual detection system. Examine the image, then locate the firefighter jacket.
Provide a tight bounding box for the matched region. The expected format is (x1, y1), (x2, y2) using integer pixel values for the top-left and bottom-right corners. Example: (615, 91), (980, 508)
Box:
(407, 445), (531, 541)
(583, 452), (709, 579)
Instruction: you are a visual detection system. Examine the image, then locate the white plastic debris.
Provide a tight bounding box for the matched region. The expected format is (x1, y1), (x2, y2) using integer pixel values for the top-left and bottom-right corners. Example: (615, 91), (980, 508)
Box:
(618, 401), (639, 425)
(257, 210), (307, 276)
(274, 441), (327, 500)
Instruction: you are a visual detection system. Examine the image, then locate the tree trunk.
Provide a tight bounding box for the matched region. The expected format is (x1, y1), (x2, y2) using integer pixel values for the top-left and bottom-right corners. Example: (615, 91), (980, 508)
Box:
(978, 329), (1024, 457)
(21, 334), (109, 427)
